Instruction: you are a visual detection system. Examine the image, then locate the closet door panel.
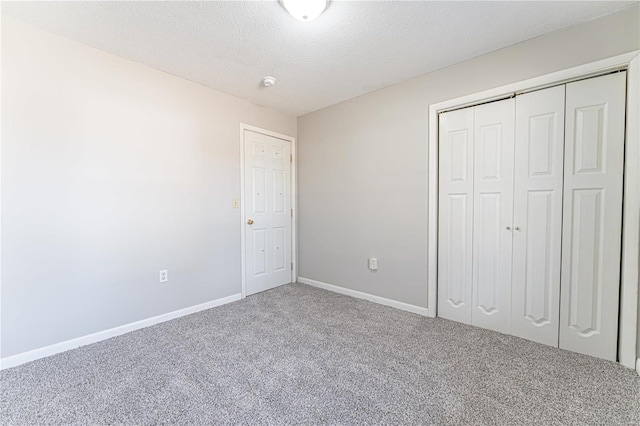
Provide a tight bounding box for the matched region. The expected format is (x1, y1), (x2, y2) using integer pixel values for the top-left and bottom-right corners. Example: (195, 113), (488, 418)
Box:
(471, 99), (515, 334)
(511, 86), (565, 346)
(438, 107), (474, 324)
(559, 72), (626, 361)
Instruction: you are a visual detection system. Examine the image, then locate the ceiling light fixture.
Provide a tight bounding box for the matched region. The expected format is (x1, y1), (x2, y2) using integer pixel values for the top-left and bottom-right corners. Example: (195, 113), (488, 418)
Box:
(282, 0), (327, 22)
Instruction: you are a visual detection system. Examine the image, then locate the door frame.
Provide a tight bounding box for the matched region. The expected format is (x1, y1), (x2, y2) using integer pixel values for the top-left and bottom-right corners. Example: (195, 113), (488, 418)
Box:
(427, 51), (640, 368)
(239, 123), (297, 299)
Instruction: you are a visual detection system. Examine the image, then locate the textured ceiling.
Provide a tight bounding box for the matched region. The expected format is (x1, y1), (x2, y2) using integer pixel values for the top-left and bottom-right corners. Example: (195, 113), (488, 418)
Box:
(3, 1), (636, 116)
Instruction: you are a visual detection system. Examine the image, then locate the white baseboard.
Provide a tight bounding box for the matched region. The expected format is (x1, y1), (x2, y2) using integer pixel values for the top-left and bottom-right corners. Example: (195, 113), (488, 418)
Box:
(0, 292), (242, 371)
(636, 358), (640, 376)
(298, 277), (430, 317)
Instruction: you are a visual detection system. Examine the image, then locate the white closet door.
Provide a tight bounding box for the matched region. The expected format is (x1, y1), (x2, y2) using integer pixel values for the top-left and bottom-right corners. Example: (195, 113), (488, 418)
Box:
(559, 72), (626, 361)
(438, 107), (474, 324)
(471, 99), (515, 334)
(511, 86), (565, 346)
(244, 130), (292, 296)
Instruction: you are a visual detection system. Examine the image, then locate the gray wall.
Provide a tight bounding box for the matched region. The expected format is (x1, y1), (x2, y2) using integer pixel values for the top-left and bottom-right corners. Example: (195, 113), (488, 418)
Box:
(1, 19), (296, 358)
(297, 6), (639, 310)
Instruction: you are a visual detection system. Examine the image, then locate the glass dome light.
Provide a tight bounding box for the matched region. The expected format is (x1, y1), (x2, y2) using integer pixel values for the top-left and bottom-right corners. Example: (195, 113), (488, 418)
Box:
(282, 0), (327, 22)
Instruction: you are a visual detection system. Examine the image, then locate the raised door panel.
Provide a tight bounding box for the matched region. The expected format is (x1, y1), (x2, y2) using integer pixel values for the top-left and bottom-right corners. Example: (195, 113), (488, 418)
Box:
(252, 167), (267, 214)
(272, 170), (286, 214)
(273, 226), (286, 272)
(475, 193), (502, 315)
(511, 85), (565, 346)
(252, 229), (267, 277)
(567, 189), (604, 335)
(471, 99), (515, 334)
(559, 72), (626, 361)
(438, 107), (474, 324)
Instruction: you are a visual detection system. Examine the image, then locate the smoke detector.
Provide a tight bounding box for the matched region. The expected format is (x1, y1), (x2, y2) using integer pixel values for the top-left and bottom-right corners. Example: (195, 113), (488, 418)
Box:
(262, 76), (277, 87)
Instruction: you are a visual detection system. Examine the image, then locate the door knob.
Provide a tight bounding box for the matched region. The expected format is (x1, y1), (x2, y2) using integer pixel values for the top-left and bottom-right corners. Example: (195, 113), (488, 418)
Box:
(515, 226), (521, 231)
(506, 226), (512, 231)
(247, 219), (254, 225)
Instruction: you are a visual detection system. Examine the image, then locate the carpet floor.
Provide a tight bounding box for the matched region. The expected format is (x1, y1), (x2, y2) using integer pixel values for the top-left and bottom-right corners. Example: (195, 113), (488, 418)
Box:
(1, 283), (639, 425)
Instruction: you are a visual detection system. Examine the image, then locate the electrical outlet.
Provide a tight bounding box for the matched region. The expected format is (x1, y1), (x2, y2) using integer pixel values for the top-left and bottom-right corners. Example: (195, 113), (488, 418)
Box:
(368, 258), (378, 270)
(159, 269), (168, 282)
(232, 199), (240, 208)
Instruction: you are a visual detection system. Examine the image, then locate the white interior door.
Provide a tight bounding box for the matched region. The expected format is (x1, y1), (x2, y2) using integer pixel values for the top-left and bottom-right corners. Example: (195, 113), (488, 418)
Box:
(470, 99), (515, 334)
(438, 107), (474, 324)
(559, 72), (626, 361)
(244, 129), (292, 296)
(510, 85), (565, 346)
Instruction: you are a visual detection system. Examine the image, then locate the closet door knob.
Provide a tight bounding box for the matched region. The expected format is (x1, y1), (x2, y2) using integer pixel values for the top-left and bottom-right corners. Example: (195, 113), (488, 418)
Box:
(247, 219), (254, 225)
(515, 226), (521, 231)
(506, 226), (512, 231)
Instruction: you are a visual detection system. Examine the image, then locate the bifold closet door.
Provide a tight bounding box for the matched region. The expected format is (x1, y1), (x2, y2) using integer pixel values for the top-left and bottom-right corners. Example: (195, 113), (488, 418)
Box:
(438, 100), (515, 332)
(470, 99), (515, 334)
(438, 107), (474, 324)
(559, 72), (626, 361)
(510, 86), (565, 346)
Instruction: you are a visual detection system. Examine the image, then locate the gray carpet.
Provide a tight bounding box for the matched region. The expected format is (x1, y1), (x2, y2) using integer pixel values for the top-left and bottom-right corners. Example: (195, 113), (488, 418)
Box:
(1, 283), (639, 425)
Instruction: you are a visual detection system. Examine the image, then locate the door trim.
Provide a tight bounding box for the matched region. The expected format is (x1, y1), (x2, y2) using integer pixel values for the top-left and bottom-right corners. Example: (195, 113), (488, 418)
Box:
(427, 51), (640, 368)
(239, 123), (297, 298)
